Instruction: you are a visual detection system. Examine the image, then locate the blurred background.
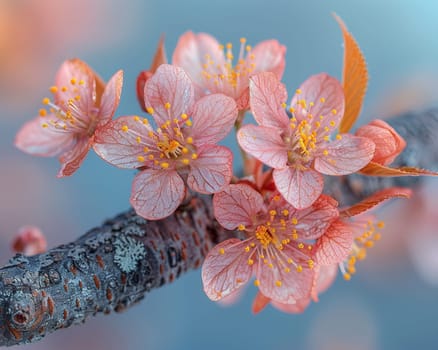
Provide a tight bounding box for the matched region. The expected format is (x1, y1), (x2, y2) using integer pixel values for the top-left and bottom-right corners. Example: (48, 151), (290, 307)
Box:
(1, 0), (438, 349)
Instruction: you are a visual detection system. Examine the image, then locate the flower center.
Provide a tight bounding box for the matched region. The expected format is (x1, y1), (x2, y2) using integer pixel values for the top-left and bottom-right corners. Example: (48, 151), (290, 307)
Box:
(39, 77), (95, 135)
(255, 225), (274, 248)
(201, 38), (255, 95)
(157, 137), (183, 159)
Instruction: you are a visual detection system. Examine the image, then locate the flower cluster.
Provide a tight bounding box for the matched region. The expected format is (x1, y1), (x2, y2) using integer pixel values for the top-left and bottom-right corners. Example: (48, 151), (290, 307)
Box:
(14, 17), (436, 314)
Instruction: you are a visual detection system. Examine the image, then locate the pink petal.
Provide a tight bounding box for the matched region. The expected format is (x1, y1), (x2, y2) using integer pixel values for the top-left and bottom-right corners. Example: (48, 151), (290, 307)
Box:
(15, 117), (74, 157)
(314, 134), (375, 175)
(236, 88), (250, 111)
(55, 59), (96, 110)
(355, 119), (406, 165)
(213, 183), (264, 230)
(172, 31), (225, 88)
(292, 195), (340, 239)
(237, 125), (287, 169)
(256, 244), (314, 303)
(57, 137), (91, 177)
(312, 264), (338, 301)
(290, 73), (344, 127)
(187, 145), (233, 194)
(315, 220), (353, 265)
(191, 94), (237, 145)
(12, 226), (47, 256)
(271, 297), (311, 314)
(144, 64), (195, 127)
(202, 238), (254, 301)
(250, 40), (286, 79)
(249, 72), (289, 129)
(130, 169), (185, 220)
(97, 70), (124, 127)
(94, 116), (156, 169)
(273, 167), (324, 209)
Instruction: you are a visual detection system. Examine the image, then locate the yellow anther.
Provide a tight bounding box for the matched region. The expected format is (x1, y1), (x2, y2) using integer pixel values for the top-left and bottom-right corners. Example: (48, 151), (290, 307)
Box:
(287, 258), (293, 264)
(237, 224), (246, 231)
(298, 243), (304, 249)
(143, 146), (149, 153)
(331, 109), (337, 115)
(268, 263), (274, 268)
(373, 233), (382, 241)
(323, 150), (329, 156)
(49, 86), (58, 94)
(191, 153), (198, 160)
(289, 107), (295, 113)
(284, 267), (291, 273)
(143, 118), (149, 125)
(347, 266), (356, 274)
(343, 273), (351, 281)
(146, 107), (154, 114)
(324, 135), (330, 141)
(336, 134), (342, 140)
(164, 102), (171, 110)
(281, 102), (287, 108)
(181, 147), (189, 154)
(250, 242), (255, 248)
(291, 217), (298, 225)
(273, 195), (281, 201)
(137, 156), (145, 162)
(282, 209), (289, 216)
(269, 209), (277, 216)
(61, 86), (68, 92)
(121, 125), (129, 132)
(254, 279), (260, 287)
(291, 232), (298, 240)
(185, 120), (192, 126)
(180, 113), (188, 120)
(248, 259), (254, 266)
(41, 123), (49, 128)
(295, 89), (302, 94)
(70, 78), (77, 85)
(240, 37), (246, 43)
(296, 265), (303, 273)
(244, 246), (250, 252)
(160, 162), (170, 169)
(315, 121), (321, 128)
(219, 248), (225, 255)
(309, 102), (314, 107)
(320, 97), (326, 103)
(185, 137), (193, 144)
(365, 241), (374, 248)
(275, 280), (282, 287)
(377, 221), (385, 229)
(330, 120), (336, 127)
(39, 109), (47, 117)
(75, 95), (81, 101)
(148, 154), (154, 160)
(181, 159), (190, 165)
(226, 42), (232, 49)
(136, 137), (141, 143)
(79, 80), (85, 85)
(42, 98), (50, 105)
(134, 116), (140, 121)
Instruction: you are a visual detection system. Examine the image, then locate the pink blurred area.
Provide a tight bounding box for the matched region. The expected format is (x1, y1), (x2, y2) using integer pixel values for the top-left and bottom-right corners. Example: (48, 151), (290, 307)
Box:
(0, 0), (136, 114)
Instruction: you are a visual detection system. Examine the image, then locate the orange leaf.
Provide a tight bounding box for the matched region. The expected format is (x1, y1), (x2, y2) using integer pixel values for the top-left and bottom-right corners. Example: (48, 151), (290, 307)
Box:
(334, 14), (368, 133)
(341, 187), (412, 217)
(360, 161), (438, 177)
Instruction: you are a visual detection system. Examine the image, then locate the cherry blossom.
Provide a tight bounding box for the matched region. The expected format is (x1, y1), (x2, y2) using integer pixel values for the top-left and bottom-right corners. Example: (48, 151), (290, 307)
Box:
(94, 64), (237, 220)
(15, 59), (123, 177)
(238, 72), (375, 209)
(12, 226), (47, 256)
(172, 32), (286, 110)
(202, 183), (340, 304)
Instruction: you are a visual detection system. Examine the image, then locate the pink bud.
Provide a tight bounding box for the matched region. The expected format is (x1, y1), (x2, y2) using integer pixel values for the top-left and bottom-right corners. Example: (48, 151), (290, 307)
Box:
(12, 226), (47, 256)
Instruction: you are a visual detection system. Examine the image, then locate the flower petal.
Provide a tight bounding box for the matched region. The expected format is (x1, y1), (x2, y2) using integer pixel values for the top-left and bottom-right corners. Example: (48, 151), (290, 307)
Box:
(292, 195), (340, 240)
(202, 238), (254, 301)
(271, 297), (311, 314)
(314, 134), (375, 175)
(290, 73), (344, 128)
(311, 264), (338, 301)
(250, 40), (286, 79)
(252, 292), (271, 314)
(58, 137), (91, 177)
(172, 31), (225, 88)
(315, 220), (353, 265)
(237, 125), (287, 169)
(191, 94), (237, 145)
(130, 169), (185, 220)
(340, 187), (412, 218)
(187, 145), (233, 194)
(94, 116), (156, 168)
(273, 167), (324, 209)
(144, 64), (195, 127)
(249, 72), (289, 129)
(213, 183), (264, 230)
(97, 70), (124, 127)
(256, 244), (314, 303)
(15, 117), (74, 157)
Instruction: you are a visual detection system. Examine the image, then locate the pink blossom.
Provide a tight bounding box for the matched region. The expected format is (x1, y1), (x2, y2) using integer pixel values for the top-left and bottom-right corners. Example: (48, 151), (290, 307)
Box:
(15, 59), (123, 177)
(355, 119), (406, 165)
(238, 72), (375, 209)
(94, 64), (237, 220)
(172, 32), (286, 110)
(12, 226), (47, 256)
(202, 183), (340, 304)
